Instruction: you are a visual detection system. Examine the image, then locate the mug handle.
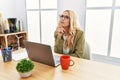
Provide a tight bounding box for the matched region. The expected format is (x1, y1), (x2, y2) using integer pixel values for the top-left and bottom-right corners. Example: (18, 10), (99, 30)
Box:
(70, 59), (74, 66)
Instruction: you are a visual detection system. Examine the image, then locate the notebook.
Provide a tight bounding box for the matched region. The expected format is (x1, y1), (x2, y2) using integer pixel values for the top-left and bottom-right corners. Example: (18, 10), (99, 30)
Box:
(24, 41), (60, 67)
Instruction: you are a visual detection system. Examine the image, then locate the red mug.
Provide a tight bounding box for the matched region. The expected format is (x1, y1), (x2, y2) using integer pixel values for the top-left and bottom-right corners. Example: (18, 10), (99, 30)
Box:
(60, 55), (74, 70)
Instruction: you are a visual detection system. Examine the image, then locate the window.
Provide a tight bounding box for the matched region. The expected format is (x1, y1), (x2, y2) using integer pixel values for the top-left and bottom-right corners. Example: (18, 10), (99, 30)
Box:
(41, 11), (57, 46)
(115, 0), (120, 6)
(86, 0), (120, 58)
(40, 0), (57, 9)
(26, 0), (39, 9)
(110, 10), (120, 58)
(86, 10), (111, 56)
(27, 11), (40, 42)
(87, 0), (112, 7)
(26, 0), (57, 46)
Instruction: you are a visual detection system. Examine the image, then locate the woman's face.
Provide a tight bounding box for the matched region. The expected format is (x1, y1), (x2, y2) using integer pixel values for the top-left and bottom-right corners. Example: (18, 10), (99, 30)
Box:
(59, 11), (70, 29)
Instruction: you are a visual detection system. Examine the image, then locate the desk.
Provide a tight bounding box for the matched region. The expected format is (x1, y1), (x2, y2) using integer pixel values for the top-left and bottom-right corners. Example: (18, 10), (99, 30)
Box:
(0, 51), (120, 80)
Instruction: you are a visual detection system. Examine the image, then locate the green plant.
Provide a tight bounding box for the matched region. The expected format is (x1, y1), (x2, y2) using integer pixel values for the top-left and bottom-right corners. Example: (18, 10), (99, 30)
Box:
(16, 59), (34, 73)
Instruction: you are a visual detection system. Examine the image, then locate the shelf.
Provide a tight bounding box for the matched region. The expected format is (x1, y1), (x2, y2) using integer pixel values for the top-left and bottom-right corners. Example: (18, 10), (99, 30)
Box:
(0, 31), (27, 51)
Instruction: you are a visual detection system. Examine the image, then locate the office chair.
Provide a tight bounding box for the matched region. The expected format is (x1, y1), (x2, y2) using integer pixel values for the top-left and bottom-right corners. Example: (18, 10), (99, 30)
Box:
(83, 42), (91, 60)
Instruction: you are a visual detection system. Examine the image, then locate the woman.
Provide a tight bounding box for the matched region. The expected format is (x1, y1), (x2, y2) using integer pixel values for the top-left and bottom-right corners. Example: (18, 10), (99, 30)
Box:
(54, 10), (85, 58)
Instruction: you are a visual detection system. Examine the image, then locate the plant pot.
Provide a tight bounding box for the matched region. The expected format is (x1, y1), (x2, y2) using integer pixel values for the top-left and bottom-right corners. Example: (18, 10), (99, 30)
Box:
(19, 71), (32, 78)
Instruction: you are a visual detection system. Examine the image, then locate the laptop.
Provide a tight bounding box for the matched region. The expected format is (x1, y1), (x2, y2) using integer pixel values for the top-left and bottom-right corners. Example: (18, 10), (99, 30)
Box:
(24, 41), (60, 67)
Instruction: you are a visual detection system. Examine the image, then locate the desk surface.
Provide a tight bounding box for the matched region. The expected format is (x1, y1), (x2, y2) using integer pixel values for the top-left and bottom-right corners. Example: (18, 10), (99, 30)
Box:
(0, 50), (120, 80)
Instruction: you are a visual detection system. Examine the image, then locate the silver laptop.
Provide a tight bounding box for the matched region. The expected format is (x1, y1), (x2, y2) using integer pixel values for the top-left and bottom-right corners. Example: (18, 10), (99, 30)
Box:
(24, 41), (60, 67)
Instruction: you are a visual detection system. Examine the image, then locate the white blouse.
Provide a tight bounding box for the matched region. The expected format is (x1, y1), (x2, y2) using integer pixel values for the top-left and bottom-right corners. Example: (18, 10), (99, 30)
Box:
(63, 35), (70, 54)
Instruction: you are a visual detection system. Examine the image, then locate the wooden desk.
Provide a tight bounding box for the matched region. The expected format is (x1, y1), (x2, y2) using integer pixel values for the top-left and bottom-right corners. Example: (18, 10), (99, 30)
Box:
(0, 52), (120, 80)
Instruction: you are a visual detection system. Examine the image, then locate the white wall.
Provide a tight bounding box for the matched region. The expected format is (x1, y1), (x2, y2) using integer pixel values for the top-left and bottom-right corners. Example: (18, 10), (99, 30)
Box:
(0, 0), (27, 30)
(0, 0), (16, 19)
(15, 0), (27, 31)
(58, 0), (86, 30)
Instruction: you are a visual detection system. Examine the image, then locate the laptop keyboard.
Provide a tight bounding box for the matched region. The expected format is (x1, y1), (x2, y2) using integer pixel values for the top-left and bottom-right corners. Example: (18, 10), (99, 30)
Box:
(53, 55), (60, 66)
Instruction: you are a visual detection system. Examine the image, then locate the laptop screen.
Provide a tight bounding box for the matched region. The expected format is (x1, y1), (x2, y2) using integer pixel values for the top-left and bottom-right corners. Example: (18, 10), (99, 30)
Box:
(24, 41), (59, 67)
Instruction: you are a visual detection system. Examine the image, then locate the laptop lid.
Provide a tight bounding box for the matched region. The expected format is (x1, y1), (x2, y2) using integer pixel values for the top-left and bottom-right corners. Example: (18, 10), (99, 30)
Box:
(24, 41), (59, 67)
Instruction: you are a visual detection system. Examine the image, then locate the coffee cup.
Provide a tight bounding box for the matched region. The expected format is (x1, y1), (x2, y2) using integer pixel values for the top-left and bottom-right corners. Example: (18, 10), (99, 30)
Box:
(60, 55), (74, 70)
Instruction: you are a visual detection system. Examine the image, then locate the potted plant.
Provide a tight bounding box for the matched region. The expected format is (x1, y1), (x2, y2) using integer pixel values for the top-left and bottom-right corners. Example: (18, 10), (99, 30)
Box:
(16, 59), (34, 78)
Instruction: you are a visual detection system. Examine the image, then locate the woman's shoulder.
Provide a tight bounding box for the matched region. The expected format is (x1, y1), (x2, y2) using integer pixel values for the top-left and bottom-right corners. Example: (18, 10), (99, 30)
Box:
(76, 29), (84, 35)
(74, 29), (84, 41)
(54, 30), (57, 37)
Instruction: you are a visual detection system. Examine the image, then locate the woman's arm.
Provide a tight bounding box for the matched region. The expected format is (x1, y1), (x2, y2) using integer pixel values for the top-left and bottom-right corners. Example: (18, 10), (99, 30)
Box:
(54, 31), (63, 54)
(70, 31), (85, 58)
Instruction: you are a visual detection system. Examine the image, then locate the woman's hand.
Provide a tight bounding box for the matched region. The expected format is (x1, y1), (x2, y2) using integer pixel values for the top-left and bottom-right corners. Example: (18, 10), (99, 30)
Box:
(57, 26), (65, 38)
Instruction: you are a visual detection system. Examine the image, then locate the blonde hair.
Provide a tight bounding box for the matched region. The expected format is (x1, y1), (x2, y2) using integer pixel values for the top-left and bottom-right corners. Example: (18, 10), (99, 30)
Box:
(57, 10), (80, 48)
(0, 13), (2, 24)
